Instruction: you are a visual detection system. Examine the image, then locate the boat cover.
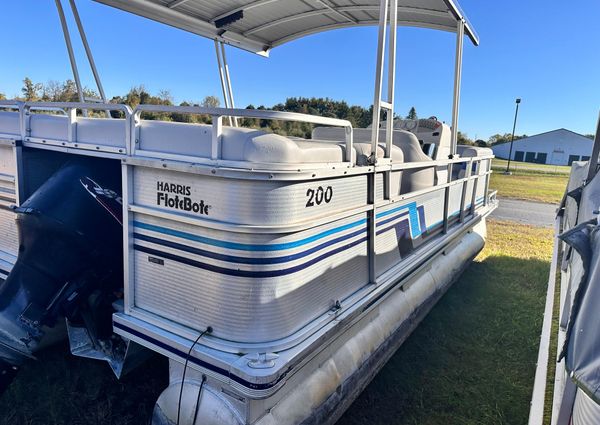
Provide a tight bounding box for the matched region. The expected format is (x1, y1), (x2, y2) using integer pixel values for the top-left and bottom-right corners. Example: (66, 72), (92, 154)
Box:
(560, 167), (600, 404)
(93, 0), (479, 55)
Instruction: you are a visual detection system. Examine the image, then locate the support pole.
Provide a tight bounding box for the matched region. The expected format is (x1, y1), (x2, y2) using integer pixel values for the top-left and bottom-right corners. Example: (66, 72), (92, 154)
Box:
(55, 0), (86, 108)
(220, 43), (238, 127)
(384, 0), (397, 158)
(367, 0), (397, 287)
(369, 0), (389, 159)
(214, 40), (233, 126)
(450, 19), (465, 157)
(69, 0), (111, 117)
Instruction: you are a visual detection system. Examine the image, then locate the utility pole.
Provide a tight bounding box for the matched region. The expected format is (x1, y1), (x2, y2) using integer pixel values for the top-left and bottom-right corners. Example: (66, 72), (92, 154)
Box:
(505, 98), (522, 174)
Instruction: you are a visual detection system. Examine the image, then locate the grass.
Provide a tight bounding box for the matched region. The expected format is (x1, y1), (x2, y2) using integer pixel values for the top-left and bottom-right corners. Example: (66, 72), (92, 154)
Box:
(543, 246), (562, 424)
(492, 159), (571, 176)
(0, 220), (553, 425)
(339, 219), (553, 425)
(489, 159), (569, 204)
(489, 173), (568, 204)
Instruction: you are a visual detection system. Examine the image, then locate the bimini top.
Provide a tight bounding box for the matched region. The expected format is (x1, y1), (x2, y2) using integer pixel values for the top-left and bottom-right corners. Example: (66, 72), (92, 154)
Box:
(94, 0), (479, 56)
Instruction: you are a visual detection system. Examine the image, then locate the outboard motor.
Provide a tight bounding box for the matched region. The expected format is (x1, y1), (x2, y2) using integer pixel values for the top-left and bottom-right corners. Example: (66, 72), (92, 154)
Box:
(0, 159), (123, 393)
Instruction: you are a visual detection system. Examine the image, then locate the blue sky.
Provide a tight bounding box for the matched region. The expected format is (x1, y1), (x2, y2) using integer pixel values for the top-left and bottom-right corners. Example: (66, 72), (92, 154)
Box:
(2, 0), (599, 140)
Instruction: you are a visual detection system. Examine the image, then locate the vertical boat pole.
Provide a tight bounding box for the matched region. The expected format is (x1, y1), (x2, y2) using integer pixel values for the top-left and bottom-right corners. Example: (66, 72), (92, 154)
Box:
(68, 0), (111, 117)
(220, 43), (238, 127)
(368, 0), (398, 285)
(384, 0), (398, 156)
(384, 0), (398, 200)
(55, 0), (86, 112)
(215, 40), (234, 126)
(450, 19), (465, 156)
(369, 0), (389, 156)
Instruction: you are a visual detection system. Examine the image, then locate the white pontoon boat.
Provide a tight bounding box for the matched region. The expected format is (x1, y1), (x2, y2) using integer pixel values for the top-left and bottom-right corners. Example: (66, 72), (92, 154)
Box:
(0, 1), (496, 424)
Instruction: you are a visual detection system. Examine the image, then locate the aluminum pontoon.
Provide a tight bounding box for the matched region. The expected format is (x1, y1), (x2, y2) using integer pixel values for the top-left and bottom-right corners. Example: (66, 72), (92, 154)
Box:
(0, 1), (496, 424)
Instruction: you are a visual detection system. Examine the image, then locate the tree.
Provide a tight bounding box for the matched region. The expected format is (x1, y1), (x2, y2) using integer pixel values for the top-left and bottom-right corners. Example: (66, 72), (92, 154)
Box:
(457, 131), (473, 145)
(488, 133), (527, 145)
(201, 95), (220, 108)
(0, 93), (5, 100)
(406, 106), (417, 120)
(21, 77), (42, 101)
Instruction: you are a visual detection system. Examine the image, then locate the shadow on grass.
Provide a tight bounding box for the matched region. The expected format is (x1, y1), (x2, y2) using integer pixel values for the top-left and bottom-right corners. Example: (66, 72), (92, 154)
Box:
(337, 255), (549, 425)
(0, 344), (167, 425)
(0, 254), (548, 425)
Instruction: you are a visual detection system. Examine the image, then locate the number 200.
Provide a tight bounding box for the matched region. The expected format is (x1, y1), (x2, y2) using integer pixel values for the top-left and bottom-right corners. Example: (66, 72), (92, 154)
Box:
(306, 186), (333, 207)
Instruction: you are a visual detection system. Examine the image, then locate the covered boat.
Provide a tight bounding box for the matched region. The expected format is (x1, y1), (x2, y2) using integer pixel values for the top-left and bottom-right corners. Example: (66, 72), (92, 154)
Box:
(0, 0), (496, 423)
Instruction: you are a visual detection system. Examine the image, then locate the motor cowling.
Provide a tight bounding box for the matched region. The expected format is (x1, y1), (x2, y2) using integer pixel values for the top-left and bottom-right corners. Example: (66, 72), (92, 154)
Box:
(0, 159), (123, 393)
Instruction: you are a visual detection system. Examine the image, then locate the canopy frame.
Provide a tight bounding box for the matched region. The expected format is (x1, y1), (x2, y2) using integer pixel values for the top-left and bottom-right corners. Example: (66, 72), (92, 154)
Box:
(94, 0), (479, 56)
(54, 0), (111, 117)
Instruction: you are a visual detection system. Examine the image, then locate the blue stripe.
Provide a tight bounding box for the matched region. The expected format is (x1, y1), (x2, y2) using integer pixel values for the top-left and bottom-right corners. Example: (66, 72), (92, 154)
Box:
(135, 234), (367, 278)
(376, 210), (410, 228)
(135, 225), (366, 265)
(134, 219), (366, 252)
(376, 202), (422, 237)
(135, 196), (486, 257)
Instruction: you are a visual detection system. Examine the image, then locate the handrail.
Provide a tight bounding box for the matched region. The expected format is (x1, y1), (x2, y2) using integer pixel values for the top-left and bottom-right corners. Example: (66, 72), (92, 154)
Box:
(22, 102), (132, 151)
(133, 104), (354, 162)
(23, 101), (132, 116)
(0, 100), (24, 109)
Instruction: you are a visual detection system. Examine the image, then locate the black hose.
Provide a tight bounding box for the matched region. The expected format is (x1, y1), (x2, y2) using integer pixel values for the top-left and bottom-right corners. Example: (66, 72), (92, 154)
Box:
(176, 326), (212, 425)
(192, 375), (207, 425)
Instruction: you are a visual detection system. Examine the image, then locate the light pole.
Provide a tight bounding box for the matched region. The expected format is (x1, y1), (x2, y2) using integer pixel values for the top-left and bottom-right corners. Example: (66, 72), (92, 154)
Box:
(505, 98), (522, 174)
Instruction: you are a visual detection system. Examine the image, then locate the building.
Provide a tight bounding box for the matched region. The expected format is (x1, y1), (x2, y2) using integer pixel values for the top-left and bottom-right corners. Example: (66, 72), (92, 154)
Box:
(492, 129), (593, 166)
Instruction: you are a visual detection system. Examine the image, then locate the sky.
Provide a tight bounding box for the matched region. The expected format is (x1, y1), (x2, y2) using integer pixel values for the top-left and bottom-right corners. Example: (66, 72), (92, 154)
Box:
(1, 0), (600, 141)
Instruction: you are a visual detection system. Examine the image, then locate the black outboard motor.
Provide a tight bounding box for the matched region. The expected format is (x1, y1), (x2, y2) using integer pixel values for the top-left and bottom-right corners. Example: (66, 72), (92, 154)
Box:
(0, 159), (123, 393)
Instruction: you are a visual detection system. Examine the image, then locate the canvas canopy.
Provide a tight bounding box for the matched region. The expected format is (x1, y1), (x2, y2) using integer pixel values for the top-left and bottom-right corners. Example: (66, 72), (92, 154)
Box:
(94, 0), (479, 55)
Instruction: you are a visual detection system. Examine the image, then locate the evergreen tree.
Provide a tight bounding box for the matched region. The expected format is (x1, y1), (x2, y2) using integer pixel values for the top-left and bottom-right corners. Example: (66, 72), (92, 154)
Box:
(21, 78), (42, 101)
(406, 106), (417, 120)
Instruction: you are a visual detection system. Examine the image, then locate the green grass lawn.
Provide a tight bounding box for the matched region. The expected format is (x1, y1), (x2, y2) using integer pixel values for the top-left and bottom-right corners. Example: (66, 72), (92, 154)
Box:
(489, 173), (568, 204)
(490, 171), (569, 204)
(339, 219), (553, 425)
(0, 220), (553, 425)
(490, 158), (569, 204)
(492, 159), (571, 176)
(490, 158), (571, 204)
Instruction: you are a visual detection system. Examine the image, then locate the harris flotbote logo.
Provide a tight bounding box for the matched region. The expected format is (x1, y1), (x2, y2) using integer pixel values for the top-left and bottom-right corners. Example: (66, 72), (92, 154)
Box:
(156, 181), (211, 215)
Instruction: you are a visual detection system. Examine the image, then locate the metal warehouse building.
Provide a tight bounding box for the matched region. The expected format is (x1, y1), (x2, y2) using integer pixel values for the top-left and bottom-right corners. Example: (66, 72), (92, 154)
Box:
(491, 129), (593, 166)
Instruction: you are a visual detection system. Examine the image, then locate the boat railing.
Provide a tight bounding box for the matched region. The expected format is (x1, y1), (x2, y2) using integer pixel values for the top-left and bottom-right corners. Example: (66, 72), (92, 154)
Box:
(132, 104), (354, 163)
(19, 102), (133, 155)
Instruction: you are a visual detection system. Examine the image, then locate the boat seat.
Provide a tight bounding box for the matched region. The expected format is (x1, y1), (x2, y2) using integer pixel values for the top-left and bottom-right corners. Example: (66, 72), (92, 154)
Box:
(139, 120), (353, 164)
(353, 142), (404, 165)
(456, 145), (493, 178)
(312, 126), (433, 193)
(391, 131), (435, 193)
